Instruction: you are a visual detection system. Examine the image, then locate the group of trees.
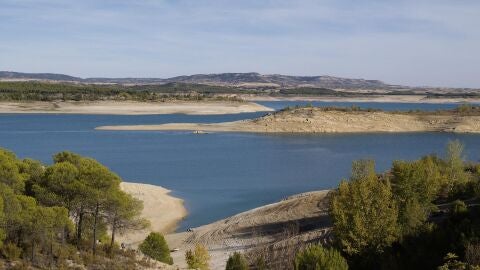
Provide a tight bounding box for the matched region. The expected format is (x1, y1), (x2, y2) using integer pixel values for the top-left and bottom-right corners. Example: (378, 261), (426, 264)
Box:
(330, 140), (480, 269)
(0, 148), (148, 268)
(226, 140), (479, 270)
(0, 81), (246, 102)
(2, 138), (480, 269)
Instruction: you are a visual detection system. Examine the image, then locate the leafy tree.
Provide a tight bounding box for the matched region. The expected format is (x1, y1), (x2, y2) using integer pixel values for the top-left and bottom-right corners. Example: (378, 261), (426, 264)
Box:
(391, 156), (444, 235)
(294, 245), (348, 270)
(0, 183), (23, 243)
(31, 160), (90, 246)
(53, 151), (82, 167)
(185, 244), (210, 270)
(19, 158), (45, 196)
(0, 149), (25, 193)
(33, 161), (80, 209)
(330, 160), (399, 256)
(105, 190), (149, 251)
(139, 232), (173, 265)
(444, 140), (470, 196)
(225, 252), (248, 270)
(0, 191), (5, 248)
(77, 158), (121, 255)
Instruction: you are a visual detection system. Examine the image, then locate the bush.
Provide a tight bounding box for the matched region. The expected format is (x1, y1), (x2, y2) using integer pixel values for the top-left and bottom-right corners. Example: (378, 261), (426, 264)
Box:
(294, 245), (348, 270)
(139, 232), (173, 265)
(255, 256), (267, 270)
(438, 253), (467, 270)
(225, 252), (248, 270)
(1, 242), (22, 261)
(452, 200), (468, 215)
(185, 244), (210, 270)
(330, 160), (399, 256)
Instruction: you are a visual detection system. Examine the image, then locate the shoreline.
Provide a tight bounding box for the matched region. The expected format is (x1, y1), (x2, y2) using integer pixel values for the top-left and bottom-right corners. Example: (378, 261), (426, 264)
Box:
(165, 190), (331, 269)
(118, 182), (188, 248)
(96, 109), (480, 133)
(0, 100), (273, 115)
(243, 94), (480, 104)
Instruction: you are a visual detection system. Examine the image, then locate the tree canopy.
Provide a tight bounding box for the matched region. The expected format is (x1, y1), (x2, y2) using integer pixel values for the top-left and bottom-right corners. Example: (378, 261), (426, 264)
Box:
(294, 245), (348, 270)
(330, 160), (399, 256)
(139, 232), (173, 265)
(0, 148), (146, 268)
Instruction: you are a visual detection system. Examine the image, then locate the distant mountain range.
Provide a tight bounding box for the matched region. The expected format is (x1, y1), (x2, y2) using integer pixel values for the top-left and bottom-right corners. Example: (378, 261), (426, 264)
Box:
(2, 71), (479, 93)
(0, 71), (405, 90)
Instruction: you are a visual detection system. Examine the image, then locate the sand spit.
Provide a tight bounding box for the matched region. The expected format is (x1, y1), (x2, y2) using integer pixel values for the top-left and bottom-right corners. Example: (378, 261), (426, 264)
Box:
(0, 101), (273, 115)
(166, 190), (332, 269)
(118, 182), (187, 248)
(97, 107), (480, 133)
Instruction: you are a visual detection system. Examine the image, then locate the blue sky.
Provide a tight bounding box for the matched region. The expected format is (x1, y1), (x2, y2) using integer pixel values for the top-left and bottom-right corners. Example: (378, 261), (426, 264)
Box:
(1, 0), (479, 87)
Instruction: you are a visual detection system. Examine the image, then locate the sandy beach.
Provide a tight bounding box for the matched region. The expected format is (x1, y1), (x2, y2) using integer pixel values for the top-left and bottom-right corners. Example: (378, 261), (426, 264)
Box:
(0, 100), (273, 115)
(118, 182), (188, 248)
(119, 182), (331, 269)
(165, 190), (332, 269)
(97, 107), (480, 133)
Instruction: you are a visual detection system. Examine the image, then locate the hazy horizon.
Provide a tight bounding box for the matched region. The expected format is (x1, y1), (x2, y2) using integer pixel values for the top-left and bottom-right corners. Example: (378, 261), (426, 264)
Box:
(1, 0), (479, 88)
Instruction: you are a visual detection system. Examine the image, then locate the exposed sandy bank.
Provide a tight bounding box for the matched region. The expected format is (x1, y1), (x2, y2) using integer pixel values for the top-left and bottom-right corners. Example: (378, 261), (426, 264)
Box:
(166, 190), (332, 269)
(0, 101), (273, 115)
(242, 94), (480, 104)
(97, 107), (480, 133)
(118, 182), (187, 248)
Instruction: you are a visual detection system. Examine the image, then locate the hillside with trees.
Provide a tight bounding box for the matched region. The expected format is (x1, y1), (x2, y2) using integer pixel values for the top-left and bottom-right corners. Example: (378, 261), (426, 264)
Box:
(2, 141), (480, 269)
(1, 80), (479, 103)
(210, 140), (480, 269)
(327, 140), (480, 269)
(0, 149), (168, 269)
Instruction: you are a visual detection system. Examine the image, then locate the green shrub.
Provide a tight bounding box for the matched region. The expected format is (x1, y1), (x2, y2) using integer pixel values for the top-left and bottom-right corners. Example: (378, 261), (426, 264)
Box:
(225, 252), (248, 270)
(255, 256), (267, 270)
(330, 160), (399, 256)
(185, 244), (210, 270)
(452, 200), (468, 215)
(294, 245), (348, 270)
(139, 232), (173, 265)
(1, 242), (22, 261)
(438, 253), (467, 270)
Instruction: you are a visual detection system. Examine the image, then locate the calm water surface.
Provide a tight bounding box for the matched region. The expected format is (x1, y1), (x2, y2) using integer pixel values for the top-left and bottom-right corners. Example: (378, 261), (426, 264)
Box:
(1, 101), (479, 230)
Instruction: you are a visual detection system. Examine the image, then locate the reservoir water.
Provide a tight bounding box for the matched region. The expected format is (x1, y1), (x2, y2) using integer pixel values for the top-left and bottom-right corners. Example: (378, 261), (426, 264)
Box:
(1, 101), (479, 230)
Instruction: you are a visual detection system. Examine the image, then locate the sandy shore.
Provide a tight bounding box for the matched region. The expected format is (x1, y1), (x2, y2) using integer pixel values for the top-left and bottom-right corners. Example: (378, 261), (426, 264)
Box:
(118, 182), (187, 248)
(166, 190), (332, 269)
(242, 94), (480, 104)
(0, 101), (273, 115)
(97, 107), (480, 133)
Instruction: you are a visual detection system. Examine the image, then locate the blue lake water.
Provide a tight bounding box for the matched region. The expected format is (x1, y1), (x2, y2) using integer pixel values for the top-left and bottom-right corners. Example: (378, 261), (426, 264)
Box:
(1, 101), (479, 230)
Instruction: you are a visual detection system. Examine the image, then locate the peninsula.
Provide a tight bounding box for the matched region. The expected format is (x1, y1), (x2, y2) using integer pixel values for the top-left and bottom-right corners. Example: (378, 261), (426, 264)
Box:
(96, 106), (480, 133)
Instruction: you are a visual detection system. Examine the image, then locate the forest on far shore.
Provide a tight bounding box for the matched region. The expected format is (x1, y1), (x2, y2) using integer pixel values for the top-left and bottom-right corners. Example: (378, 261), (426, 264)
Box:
(1, 81), (478, 102)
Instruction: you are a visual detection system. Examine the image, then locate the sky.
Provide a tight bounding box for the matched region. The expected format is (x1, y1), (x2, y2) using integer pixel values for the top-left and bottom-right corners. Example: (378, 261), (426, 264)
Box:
(0, 0), (479, 88)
